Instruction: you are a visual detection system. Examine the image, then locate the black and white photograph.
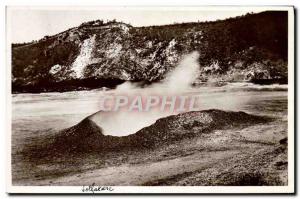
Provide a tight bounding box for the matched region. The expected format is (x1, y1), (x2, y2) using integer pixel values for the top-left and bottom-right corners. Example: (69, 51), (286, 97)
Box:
(5, 6), (294, 194)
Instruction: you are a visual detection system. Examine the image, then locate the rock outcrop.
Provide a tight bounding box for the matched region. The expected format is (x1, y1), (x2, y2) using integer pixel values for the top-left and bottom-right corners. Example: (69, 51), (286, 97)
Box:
(12, 11), (288, 93)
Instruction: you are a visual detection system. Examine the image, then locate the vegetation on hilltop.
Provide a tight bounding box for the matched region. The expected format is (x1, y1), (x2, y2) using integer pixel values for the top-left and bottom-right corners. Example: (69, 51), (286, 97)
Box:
(12, 11), (288, 93)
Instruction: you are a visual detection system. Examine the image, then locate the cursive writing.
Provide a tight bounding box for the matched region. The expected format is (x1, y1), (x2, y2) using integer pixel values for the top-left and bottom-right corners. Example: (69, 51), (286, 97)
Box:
(82, 183), (114, 193)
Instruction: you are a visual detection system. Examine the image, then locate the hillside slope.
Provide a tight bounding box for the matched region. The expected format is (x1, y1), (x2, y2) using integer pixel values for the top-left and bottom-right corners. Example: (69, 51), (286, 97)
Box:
(12, 11), (288, 93)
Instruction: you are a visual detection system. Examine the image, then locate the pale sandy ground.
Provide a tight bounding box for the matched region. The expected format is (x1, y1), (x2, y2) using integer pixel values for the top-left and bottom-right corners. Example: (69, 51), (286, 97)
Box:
(14, 120), (287, 186)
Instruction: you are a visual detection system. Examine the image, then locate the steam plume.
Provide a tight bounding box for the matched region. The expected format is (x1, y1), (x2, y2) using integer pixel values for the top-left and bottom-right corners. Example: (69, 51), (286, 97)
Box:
(89, 51), (200, 136)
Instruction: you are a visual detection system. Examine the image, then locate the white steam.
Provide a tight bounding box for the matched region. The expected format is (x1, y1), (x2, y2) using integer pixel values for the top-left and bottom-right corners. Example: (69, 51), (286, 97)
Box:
(89, 51), (201, 136)
(164, 51), (200, 92)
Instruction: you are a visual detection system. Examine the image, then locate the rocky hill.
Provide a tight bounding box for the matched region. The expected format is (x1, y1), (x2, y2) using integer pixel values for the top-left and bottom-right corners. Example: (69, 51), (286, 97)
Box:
(12, 11), (288, 93)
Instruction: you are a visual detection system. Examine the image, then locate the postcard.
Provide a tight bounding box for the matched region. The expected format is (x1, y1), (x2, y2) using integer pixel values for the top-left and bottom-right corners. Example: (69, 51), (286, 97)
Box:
(6, 6), (295, 194)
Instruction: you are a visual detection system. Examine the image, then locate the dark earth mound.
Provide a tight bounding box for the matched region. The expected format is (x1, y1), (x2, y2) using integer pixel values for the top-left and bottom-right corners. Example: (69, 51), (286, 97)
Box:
(25, 109), (273, 158)
(13, 109), (287, 186)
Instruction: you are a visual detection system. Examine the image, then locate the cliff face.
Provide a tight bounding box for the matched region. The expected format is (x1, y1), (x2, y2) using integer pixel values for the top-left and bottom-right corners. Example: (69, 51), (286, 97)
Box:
(12, 11), (288, 93)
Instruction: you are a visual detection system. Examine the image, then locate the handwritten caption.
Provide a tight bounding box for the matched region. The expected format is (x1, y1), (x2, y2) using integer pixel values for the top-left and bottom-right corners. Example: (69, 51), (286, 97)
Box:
(82, 183), (114, 193)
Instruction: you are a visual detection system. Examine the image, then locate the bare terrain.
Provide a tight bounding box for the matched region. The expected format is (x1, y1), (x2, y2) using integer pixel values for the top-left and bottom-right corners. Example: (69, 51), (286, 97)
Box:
(12, 109), (287, 186)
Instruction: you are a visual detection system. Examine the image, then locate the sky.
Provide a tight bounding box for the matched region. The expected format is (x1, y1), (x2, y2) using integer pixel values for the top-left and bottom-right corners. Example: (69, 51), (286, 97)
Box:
(7, 7), (264, 43)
